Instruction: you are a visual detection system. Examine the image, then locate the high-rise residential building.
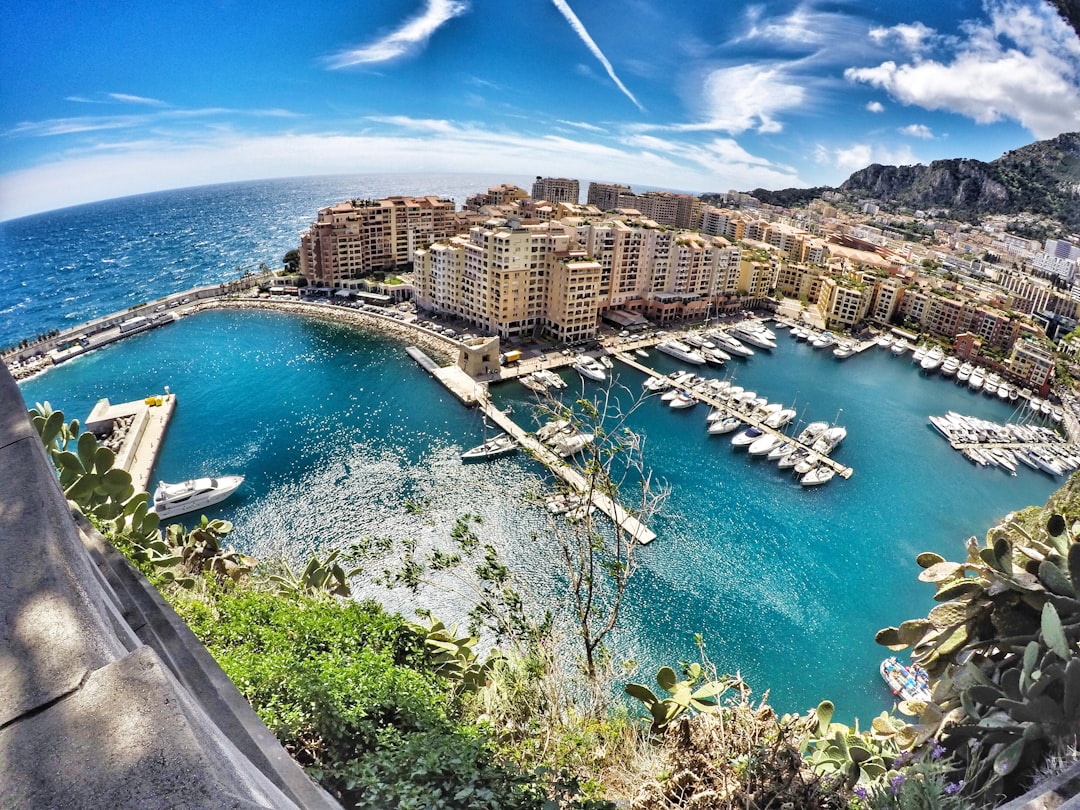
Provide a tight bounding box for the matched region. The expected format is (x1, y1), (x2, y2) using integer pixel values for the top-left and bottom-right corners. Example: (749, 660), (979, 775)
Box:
(587, 182), (632, 211)
(531, 176), (580, 205)
(463, 184), (529, 211)
(299, 196), (457, 286)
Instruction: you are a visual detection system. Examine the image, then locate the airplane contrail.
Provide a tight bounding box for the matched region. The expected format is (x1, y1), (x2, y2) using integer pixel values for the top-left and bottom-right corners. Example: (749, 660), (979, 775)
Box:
(550, 0), (645, 112)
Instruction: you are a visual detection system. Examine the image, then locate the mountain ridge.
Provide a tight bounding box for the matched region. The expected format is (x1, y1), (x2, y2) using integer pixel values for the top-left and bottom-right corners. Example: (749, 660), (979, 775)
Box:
(725, 132), (1080, 233)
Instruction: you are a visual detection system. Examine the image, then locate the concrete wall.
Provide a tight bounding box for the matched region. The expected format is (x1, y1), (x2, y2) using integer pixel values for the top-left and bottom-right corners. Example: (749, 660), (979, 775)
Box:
(0, 363), (340, 809)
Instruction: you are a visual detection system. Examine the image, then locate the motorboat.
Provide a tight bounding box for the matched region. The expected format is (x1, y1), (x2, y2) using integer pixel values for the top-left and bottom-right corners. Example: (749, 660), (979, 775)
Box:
(729, 323), (776, 350)
(519, 373), (547, 393)
(461, 433), (517, 462)
(764, 407), (797, 429)
(795, 421), (829, 445)
(702, 348), (729, 365)
(534, 369), (567, 389)
(708, 416), (742, 435)
(876, 334), (894, 348)
(911, 344), (928, 364)
(793, 452), (821, 475)
(920, 346), (945, 373)
(968, 368), (985, 392)
(940, 356), (960, 377)
(643, 375), (668, 392)
(656, 339), (707, 365)
(890, 339), (909, 356)
(711, 331), (754, 357)
(800, 465), (835, 486)
(552, 431), (595, 458)
(635, 348), (649, 358)
(880, 657), (931, 703)
(767, 440), (796, 461)
(748, 433), (780, 456)
(668, 391), (697, 409)
(812, 426), (848, 456)
(536, 419), (570, 441)
(151, 475), (244, 520)
(731, 427), (764, 448)
(811, 333), (834, 350)
(599, 355), (614, 369)
(572, 355), (607, 381)
(957, 362), (973, 382)
(832, 342), (855, 359)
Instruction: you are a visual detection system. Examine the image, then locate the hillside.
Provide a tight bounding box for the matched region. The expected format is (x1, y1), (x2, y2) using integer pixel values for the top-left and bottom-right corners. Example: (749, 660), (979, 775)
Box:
(720, 132), (1080, 233)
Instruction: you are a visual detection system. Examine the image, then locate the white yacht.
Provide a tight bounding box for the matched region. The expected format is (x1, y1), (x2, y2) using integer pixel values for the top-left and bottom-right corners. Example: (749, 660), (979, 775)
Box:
(534, 369), (567, 389)
(876, 334), (894, 349)
(968, 368), (985, 392)
(811, 333), (834, 350)
(912, 344), (928, 364)
(957, 362), (973, 382)
(795, 421), (829, 445)
(812, 426), (848, 456)
(711, 331), (754, 357)
(151, 475), (244, 520)
(890, 339), (910, 356)
(461, 434), (517, 462)
(941, 356), (960, 377)
(748, 433), (781, 456)
(767, 440), (797, 461)
(800, 465), (835, 487)
(832, 342), (855, 359)
(708, 416), (742, 435)
(656, 339), (707, 365)
(764, 407), (797, 429)
(552, 431), (595, 458)
(668, 391), (697, 409)
(920, 346), (945, 373)
(572, 355), (607, 381)
(729, 324), (777, 350)
(731, 427), (765, 448)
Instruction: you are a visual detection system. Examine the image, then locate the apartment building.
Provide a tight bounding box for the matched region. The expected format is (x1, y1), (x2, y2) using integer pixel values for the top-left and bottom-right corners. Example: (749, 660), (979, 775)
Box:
(531, 176), (580, 205)
(867, 275), (905, 324)
(819, 276), (873, 330)
(587, 182), (632, 211)
(700, 206), (748, 241)
(1009, 337), (1055, 391)
(463, 184), (529, 211)
(299, 196), (457, 286)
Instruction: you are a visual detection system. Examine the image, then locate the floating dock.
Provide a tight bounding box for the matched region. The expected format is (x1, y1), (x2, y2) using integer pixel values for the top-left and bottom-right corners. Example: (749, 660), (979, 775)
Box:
(614, 353), (855, 480)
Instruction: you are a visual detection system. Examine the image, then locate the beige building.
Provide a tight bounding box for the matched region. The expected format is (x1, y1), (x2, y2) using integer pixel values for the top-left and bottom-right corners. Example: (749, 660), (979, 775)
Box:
(819, 276), (873, 330)
(531, 176), (579, 205)
(1009, 337), (1054, 392)
(299, 196), (457, 286)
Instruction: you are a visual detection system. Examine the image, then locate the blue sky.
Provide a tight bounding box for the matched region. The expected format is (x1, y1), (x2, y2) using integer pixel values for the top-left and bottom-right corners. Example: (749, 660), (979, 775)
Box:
(2, 0), (1078, 220)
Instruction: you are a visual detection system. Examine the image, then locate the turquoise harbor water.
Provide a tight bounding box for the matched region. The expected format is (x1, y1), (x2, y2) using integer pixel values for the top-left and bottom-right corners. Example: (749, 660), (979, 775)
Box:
(5, 176), (1066, 722)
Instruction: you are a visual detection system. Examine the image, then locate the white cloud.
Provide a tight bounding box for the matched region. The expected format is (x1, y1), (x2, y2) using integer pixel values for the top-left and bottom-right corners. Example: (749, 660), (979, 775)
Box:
(866, 101), (885, 113)
(867, 21), (939, 53)
(325, 0), (468, 68)
(0, 123), (809, 221)
(557, 120), (607, 133)
(108, 93), (169, 107)
(693, 64), (805, 134)
(815, 142), (920, 173)
(550, 0), (644, 112)
(900, 123), (934, 139)
(846, 1), (1080, 139)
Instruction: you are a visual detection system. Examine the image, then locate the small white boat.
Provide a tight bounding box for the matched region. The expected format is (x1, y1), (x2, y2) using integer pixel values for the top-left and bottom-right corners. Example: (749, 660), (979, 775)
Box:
(767, 440), (796, 461)
(812, 426), (848, 456)
(876, 334), (894, 348)
(764, 408), (797, 429)
(552, 431), (595, 458)
(890, 339), (909, 356)
(462, 433), (517, 462)
(708, 416), (742, 435)
(880, 657), (931, 703)
(519, 373), (548, 393)
(941, 356), (960, 377)
(599, 355), (614, 369)
(669, 391), (697, 409)
(635, 348), (649, 358)
(731, 427), (764, 448)
(912, 344), (928, 364)
(811, 333), (834, 350)
(968, 368), (985, 392)
(957, 362), (973, 382)
(151, 475), (244, 519)
(832, 342), (854, 359)
(800, 465), (835, 486)
(748, 433), (780, 456)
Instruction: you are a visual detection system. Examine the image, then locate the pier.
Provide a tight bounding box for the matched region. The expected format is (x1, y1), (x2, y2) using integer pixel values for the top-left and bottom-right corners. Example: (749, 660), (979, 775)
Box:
(406, 345), (657, 544)
(85, 392), (176, 491)
(612, 352), (855, 480)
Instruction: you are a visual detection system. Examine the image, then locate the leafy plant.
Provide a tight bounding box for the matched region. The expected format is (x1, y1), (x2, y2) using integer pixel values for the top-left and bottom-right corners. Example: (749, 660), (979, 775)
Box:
(876, 505), (1080, 802)
(625, 662), (735, 735)
(801, 700), (900, 789)
(409, 616), (500, 693)
(267, 547), (360, 597)
(165, 516), (255, 583)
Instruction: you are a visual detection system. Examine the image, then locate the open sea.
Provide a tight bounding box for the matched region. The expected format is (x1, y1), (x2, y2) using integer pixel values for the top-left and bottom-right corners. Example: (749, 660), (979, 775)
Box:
(4, 174), (1066, 723)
